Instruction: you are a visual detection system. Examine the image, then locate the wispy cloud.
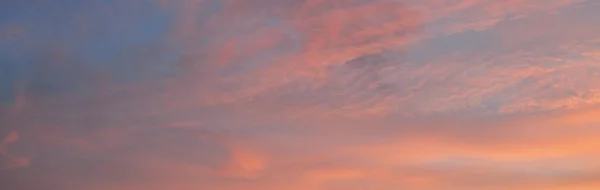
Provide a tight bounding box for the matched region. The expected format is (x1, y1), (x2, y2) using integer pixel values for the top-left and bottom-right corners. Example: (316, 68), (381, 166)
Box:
(0, 131), (30, 170)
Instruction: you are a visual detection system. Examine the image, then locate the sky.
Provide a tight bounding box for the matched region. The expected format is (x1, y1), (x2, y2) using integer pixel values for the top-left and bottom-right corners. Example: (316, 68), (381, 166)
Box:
(2, 0), (600, 189)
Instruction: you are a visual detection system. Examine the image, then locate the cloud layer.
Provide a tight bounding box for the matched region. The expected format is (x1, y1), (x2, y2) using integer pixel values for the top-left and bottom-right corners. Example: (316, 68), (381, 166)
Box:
(2, 0), (600, 189)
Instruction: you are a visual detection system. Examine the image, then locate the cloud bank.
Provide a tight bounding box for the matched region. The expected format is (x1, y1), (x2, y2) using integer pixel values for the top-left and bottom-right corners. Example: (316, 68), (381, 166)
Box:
(1, 0), (600, 190)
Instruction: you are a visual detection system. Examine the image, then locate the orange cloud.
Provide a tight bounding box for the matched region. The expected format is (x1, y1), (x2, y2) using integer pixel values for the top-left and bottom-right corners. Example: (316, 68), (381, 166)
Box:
(218, 141), (268, 179)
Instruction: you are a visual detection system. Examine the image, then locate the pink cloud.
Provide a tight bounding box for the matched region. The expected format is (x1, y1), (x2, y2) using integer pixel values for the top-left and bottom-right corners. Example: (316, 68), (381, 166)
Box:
(4, 0), (600, 190)
(0, 131), (30, 170)
(0, 24), (26, 42)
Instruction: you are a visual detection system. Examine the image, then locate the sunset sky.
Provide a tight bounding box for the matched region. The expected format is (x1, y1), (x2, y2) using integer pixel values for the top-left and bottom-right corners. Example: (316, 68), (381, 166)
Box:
(2, 0), (600, 189)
